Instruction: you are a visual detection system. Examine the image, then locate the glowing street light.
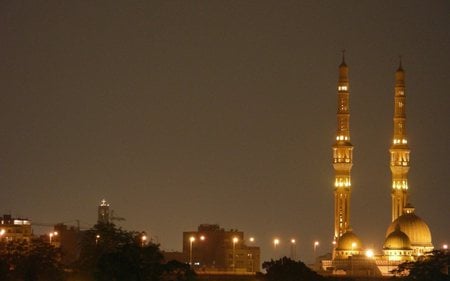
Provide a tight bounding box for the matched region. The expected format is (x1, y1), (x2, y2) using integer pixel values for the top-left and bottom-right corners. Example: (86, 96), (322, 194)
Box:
(141, 235), (147, 247)
(443, 244), (448, 250)
(365, 249), (374, 258)
(351, 242), (356, 275)
(232, 237), (239, 271)
(313, 241), (319, 258)
(290, 239), (296, 260)
(189, 236), (195, 265)
(249, 237), (255, 243)
(273, 238), (280, 249)
(49, 231), (58, 244)
(95, 234), (100, 245)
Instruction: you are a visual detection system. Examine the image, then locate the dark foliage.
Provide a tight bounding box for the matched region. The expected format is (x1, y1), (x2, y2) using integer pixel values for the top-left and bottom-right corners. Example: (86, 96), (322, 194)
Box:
(0, 238), (65, 281)
(76, 222), (194, 281)
(263, 257), (325, 281)
(162, 260), (196, 281)
(392, 250), (450, 281)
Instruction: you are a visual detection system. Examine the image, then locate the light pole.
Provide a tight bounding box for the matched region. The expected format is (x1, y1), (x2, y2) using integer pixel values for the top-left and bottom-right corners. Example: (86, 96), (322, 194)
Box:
(49, 231), (58, 244)
(290, 239), (296, 260)
(232, 237), (238, 271)
(351, 242), (356, 275)
(248, 237), (255, 272)
(313, 241), (319, 261)
(273, 238), (280, 259)
(189, 236), (195, 266)
(141, 234), (147, 247)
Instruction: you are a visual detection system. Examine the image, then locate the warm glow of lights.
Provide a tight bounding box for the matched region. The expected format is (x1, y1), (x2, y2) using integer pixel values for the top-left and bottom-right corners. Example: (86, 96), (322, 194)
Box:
(233, 237), (239, 243)
(335, 178), (351, 188)
(142, 235), (147, 241)
(0, 229), (5, 236)
(249, 237), (255, 242)
(351, 242), (356, 250)
(291, 239), (296, 244)
(189, 236), (195, 242)
(273, 238), (280, 247)
(338, 85), (348, 91)
(336, 135), (349, 141)
(443, 244), (448, 250)
(200, 235), (205, 241)
(314, 241), (319, 246)
(365, 249), (374, 258)
(392, 180), (408, 190)
(393, 139), (408, 145)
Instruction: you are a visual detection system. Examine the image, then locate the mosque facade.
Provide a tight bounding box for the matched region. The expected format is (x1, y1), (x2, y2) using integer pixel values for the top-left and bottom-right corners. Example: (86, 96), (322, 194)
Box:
(322, 55), (434, 277)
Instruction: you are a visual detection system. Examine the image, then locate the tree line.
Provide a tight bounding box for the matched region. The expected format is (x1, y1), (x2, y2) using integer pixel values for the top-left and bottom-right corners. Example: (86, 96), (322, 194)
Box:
(0, 223), (448, 281)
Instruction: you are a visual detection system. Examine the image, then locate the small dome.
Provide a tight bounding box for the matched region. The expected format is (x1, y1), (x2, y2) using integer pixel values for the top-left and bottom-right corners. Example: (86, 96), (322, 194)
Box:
(386, 205), (432, 247)
(384, 227), (411, 250)
(336, 230), (363, 251)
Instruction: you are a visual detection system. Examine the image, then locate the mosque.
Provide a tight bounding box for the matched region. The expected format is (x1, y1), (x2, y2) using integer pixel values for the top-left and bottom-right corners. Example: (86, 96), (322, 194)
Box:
(321, 54), (434, 277)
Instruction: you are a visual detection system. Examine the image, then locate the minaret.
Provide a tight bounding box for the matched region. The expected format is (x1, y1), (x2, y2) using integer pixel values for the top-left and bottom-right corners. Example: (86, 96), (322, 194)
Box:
(332, 52), (354, 240)
(390, 59), (410, 221)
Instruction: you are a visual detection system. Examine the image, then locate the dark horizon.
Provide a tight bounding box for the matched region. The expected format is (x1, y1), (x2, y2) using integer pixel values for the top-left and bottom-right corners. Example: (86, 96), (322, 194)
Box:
(0, 1), (449, 264)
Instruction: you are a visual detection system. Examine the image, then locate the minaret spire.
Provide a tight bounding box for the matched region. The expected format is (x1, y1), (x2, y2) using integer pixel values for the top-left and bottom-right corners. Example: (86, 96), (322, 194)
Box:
(390, 58), (410, 221)
(341, 49), (346, 66)
(333, 54), (353, 239)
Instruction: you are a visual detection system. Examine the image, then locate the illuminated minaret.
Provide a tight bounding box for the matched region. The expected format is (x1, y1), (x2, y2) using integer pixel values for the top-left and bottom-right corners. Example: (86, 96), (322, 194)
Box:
(390, 59), (410, 221)
(332, 52), (353, 239)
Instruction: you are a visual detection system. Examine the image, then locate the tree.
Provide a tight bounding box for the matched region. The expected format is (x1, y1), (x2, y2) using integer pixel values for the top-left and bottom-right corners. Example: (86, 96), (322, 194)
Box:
(76, 222), (164, 281)
(0, 238), (65, 281)
(162, 260), (196, 281)
(263, 257), (325, 281)
(393, 250), (450, 281)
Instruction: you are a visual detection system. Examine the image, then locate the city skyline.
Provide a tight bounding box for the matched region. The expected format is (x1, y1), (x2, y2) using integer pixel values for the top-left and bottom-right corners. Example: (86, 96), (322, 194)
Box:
(0, 1), (449, 264)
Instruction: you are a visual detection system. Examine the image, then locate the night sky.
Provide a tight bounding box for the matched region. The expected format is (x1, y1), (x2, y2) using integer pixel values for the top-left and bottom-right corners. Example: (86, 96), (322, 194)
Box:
(0, 1), (449, 264)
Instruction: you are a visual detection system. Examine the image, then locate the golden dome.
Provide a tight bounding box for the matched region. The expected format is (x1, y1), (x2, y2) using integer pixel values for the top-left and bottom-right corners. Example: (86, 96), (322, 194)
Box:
(386, 205), (433, 247)
(336, 230), (363, 251)
(384, 227), (411, 250)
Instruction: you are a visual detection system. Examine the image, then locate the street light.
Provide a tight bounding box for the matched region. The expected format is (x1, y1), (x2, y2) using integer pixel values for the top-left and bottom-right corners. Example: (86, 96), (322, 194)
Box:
(443, 244), (448, 250)
(95, 234), (100, 245)
(313, 241), (319, 259)
(49, 231), (58, 244)
(273, 238), (280, 249)
(290, 239), (296, 260)
(141, 235), (147, 247)
(189, 236), (195, 266)
(273, 238), (280, 258)
(232, 237), (239, 271)
(351, 242), (356, 275)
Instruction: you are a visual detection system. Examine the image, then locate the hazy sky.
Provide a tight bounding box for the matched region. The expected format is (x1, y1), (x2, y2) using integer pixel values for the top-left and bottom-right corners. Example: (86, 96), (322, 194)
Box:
(0, 1), (449, 264)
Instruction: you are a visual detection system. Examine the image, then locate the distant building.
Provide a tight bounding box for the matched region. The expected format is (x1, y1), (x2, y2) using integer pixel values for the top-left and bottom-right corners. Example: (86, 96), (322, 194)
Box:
(98, 199), (110, 224)
(53, 223), (83, 265)
(183, 224), (260, 273)
(0, 214), (32, 243)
